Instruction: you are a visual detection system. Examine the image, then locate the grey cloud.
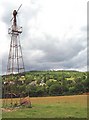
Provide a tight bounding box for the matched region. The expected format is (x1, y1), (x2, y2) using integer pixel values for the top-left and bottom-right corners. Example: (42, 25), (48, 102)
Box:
(81, 26), (87, 32)
(1, 54), (8, 75)
(62, 48), (87, 69)
(24, 33), (86, 60)
(22, 31), (87, 71)
(0, 1), (87, 74)
(1, 31), (87, 74)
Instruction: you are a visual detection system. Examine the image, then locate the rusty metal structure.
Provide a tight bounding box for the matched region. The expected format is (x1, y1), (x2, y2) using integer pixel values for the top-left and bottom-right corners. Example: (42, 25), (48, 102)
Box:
(7, 4), (25, 75)
(3, 4), (25, 107)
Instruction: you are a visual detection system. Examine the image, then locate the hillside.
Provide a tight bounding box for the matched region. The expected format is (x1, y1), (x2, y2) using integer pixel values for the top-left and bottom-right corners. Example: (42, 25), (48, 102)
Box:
(2, 70), (88, 97)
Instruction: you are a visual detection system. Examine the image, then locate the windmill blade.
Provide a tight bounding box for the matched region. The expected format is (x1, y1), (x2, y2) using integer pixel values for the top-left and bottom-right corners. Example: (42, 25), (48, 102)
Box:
(10, 17), (14, 22)
(10, 4), (22, 22)
(17, 4), (22, 12)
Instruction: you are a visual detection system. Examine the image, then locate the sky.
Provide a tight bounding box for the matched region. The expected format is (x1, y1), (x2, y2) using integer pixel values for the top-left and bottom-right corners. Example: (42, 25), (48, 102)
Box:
(0, 0), (87, 74)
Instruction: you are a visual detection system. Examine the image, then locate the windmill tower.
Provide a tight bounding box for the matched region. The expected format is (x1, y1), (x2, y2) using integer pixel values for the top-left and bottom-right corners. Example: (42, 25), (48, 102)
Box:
(3, 5), (25, 107)
(7, 4), (25, 76)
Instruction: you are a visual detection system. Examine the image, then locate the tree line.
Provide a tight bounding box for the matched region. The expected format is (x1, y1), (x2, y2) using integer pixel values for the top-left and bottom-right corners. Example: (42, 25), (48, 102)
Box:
(2, 70), (89, 98)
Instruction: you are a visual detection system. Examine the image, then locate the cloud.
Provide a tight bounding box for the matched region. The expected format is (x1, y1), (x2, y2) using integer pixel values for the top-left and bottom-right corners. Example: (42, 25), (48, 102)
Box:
(23, 31), (87, 70)
(0, 0), (87, 74)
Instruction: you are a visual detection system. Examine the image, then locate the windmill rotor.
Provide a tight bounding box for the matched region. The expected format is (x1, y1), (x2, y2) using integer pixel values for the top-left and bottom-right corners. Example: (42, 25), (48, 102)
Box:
(10, 4), (22, 22)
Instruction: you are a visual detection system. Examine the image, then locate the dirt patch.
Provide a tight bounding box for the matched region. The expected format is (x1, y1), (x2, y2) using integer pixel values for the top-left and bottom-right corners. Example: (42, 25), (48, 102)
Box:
(1, 108), (16, 112)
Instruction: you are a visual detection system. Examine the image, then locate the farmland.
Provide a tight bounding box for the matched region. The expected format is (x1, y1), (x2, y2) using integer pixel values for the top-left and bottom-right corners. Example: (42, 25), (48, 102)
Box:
(2, 95), (87, 118)
(1, 71), (88, 118)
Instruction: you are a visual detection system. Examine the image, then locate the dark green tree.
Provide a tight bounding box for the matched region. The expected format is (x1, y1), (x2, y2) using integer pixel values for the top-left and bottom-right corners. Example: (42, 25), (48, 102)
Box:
(49, 84), (63, 96)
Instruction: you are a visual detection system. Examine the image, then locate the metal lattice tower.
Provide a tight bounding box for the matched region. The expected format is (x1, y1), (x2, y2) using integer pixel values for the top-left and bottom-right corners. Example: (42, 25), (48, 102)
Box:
(7, 7), (25, 76)
(3, 5), (26, 107)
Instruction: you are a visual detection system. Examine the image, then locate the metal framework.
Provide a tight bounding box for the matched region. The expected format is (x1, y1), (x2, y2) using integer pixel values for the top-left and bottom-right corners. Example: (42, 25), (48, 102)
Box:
(3, 6), (25, 107)
(7, 8), (25, 75)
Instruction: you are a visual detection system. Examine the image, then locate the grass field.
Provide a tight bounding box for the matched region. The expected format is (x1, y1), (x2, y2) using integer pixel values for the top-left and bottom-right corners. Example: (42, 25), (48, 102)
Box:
(2, 95), (87, 118)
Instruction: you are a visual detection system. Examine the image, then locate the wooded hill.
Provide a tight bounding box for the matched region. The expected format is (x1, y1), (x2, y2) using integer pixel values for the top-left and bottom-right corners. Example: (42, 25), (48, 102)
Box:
(2, 70), (89, 97)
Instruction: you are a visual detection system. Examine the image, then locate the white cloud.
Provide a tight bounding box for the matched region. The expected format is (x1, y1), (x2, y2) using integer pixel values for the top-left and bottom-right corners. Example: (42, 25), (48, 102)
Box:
(28, 0), (87, 38)
(0, 0), (87, 74)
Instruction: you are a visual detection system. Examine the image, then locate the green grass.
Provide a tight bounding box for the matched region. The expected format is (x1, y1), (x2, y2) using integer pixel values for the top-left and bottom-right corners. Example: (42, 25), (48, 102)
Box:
(2, 95), (87, 118)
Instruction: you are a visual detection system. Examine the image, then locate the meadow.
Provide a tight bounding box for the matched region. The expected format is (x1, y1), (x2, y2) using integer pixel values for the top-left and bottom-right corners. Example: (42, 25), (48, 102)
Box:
(2, 95), (87, 118)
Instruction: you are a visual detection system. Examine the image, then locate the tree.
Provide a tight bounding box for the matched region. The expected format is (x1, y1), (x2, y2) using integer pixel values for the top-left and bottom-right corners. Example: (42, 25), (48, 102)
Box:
(74, 83), (85, 94)
(69, 86), (76, 94)
(46, 80), (53, 87)
(26, 85), (37, 97)
(49, 84), (63, 96)
(36, 86), (47, 96)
